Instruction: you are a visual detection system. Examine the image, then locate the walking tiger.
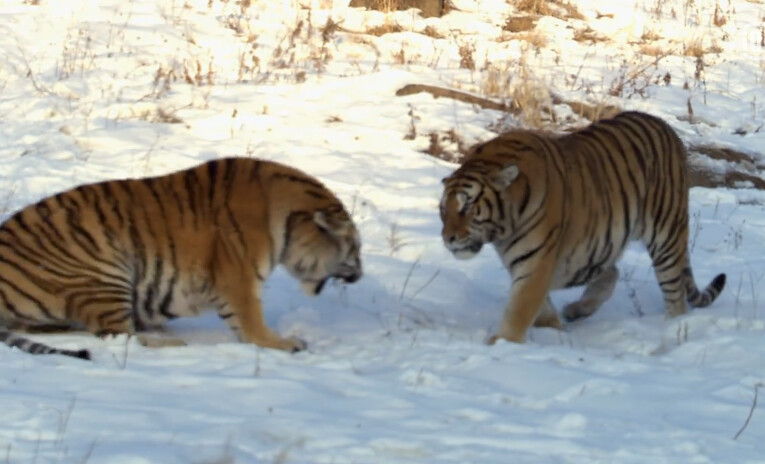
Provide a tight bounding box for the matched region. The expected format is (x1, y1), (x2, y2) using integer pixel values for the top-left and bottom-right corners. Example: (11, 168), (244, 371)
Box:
(439, 111), (726, 344)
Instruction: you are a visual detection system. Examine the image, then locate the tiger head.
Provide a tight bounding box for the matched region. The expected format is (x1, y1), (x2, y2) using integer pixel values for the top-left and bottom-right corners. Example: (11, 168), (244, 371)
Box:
(439, 163), (519, 260)
(281, 205), (362, 296)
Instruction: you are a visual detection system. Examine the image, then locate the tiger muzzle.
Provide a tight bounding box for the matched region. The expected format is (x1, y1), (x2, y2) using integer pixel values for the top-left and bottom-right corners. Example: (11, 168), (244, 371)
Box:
(444, 238), (483, 259)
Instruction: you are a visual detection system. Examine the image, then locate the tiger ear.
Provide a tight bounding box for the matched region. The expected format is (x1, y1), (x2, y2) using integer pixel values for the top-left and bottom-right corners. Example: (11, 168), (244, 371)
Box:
(490, 165), (519, 189)
(313, 210), (331, 232)
(314, 209), (350, 235)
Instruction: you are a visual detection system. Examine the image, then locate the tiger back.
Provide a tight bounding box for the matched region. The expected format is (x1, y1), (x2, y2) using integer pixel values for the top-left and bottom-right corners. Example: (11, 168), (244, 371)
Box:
(439, 111), (726, 344)
(0, 157), (362, 360)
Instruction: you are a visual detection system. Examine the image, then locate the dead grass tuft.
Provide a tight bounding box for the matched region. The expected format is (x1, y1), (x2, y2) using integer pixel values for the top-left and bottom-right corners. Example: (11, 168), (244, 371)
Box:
(458, 41), (476, 70)
(572, 27), (608, 43)
(640, 29), (662, 42)
(503, 16), (537, 33)
(422, 129), (470, 164)
(713, 2), (728, 27)
(420, 25), (445, 38)
(639, 44), (665, 56)
(514, 30), (548, 48)
(513, 0), (584, 20)
(683, 37), (705, 57)
(364, 23), (404, 36)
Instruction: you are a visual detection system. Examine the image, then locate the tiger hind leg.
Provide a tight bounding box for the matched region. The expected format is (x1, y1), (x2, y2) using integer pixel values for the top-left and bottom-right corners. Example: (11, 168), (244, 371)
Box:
(134, 332), (187, 348)
(562, 266), (619, 322)
(65, 288), (136, 338)
(647, 246), (689, 318)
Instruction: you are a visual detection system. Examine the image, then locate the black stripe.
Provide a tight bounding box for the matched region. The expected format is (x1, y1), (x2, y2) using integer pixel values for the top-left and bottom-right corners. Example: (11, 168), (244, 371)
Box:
(184, 169), (201, 228)
(158, 271), (178, 320)
(270, 172), (324, 189)
(207, 160), (219, 206)
(99, 182), (125, 229)
(509, 226), (559, 270)
(0, 267), (56, 320)
(248, 159), (262, 183)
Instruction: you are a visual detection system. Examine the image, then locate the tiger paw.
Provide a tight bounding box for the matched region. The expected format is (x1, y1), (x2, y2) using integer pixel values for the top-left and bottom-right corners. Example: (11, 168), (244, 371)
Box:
(486, 334), (502, 345)
(95, 329), (128, 339)
(533, 312), (563, 329)
(486, 331), (524, 345)
(272, 336), (307, 353)
(136, 333), (187, 348)
(562, 301), (594, 323)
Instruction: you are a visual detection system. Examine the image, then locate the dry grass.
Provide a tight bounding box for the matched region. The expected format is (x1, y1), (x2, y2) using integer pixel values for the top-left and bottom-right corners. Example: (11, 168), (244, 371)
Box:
(681, 37), (723, 57)
(458, 41), (476, 70)
(422, 129), (470, 164)
(420, 25), (445, 39)
(350, 0), (443, 17)
(572, 27), (607, 43)
(608, 50), (673, 98)
(514, 30), (548, 48)
(640, 29), (662, 42)
(503, 16), (537, 33)
(364, 23), (404, 36)
(639, 43), (665, 56)
(683, 37), (705, 57)
(482, 66), (507, 97)
(513, 0), (584, 20)
(508, 60), (553, 128)
(707, 41), (724, 54)
(57, 26), (97, 79)
(559, 98), (621, 122)
(713, 3), (727, 27)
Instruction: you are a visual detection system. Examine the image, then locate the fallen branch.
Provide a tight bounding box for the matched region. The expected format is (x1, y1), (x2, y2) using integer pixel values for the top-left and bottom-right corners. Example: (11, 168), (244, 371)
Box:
(395, 83), (620, 123)
(396, 84), (515, 113)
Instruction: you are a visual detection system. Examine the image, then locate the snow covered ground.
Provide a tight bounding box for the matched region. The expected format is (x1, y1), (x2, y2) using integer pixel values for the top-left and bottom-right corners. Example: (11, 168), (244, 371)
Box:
(1, 0), (764, 462)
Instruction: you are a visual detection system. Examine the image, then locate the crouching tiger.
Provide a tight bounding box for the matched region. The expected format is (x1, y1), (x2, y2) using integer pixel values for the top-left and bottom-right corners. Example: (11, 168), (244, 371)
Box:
(439, 111), (725, 344)
(0, 157), (362, 360)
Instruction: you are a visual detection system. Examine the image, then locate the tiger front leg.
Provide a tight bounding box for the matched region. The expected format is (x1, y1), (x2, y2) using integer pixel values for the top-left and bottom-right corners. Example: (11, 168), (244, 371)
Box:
(211, 234), (306, 352)
(216, 294), (306, 353)
(488, 266), (556, 344)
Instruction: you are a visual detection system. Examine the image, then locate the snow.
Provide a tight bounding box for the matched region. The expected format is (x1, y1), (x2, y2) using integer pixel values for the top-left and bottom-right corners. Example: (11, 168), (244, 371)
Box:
(1, 0), (764, 462)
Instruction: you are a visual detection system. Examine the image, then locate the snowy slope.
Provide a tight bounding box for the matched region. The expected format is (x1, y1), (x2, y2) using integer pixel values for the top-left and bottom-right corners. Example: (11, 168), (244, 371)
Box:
(1, 0), (765, 462)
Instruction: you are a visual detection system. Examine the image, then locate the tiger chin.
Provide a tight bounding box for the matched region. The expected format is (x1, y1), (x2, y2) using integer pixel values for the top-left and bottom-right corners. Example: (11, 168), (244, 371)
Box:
(0, 157), (362, 360)
(440, 111), (726, 346)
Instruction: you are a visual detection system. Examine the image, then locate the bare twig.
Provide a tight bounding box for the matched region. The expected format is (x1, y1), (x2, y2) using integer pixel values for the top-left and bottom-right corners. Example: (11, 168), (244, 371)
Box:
(15, 45), (50, 95)
(734, 382), (763, 440)
(408, 269), (440, 302)
(398, 256), (421, 302)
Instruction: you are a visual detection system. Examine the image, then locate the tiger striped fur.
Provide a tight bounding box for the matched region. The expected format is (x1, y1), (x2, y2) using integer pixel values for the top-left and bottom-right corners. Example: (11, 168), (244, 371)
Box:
(0, 158), (362, 359)
(439, 111), (726, 344)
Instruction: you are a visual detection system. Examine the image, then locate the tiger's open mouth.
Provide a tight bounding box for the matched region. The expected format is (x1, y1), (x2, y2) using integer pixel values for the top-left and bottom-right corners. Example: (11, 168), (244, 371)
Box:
(301, 271), (361, 296)
(449, 242), (483, 259)
(338, 272), (361, 284)
(301, 278), (328, 296)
